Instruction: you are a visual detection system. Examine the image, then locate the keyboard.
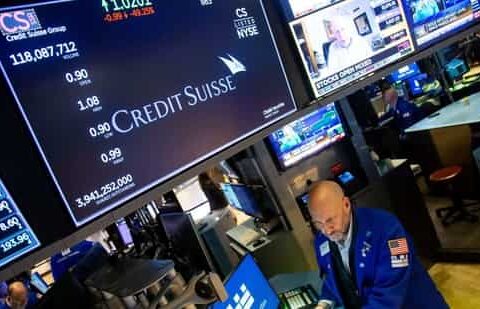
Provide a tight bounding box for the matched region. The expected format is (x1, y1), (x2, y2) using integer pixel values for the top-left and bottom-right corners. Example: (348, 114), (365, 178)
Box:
(227, 225), (262, 245)
(279, 285), (319, 309)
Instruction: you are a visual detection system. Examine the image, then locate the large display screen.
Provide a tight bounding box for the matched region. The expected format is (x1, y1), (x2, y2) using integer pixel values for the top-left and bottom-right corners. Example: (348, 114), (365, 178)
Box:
(0, 0), (296, 226)
(280, 0), (415, 98)
(402, 0), (480, 47)
(267, 103), (346, 169)
(0, 179), (40, 268)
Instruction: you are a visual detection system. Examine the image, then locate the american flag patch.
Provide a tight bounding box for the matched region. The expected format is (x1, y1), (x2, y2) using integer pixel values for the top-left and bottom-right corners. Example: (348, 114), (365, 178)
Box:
(388, 238), (409, 255)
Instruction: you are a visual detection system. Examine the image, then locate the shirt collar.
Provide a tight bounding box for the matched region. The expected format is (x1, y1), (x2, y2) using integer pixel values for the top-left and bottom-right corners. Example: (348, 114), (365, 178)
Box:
(336, 213), (353, 250)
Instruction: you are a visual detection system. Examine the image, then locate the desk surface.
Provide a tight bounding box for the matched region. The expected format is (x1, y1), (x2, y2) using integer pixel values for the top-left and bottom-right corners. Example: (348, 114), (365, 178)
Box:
(405, 92), (480, 133)
(85, 258), (174, 297)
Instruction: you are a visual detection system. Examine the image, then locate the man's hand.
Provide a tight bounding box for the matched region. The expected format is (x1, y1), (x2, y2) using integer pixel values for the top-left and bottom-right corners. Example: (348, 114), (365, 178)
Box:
(316, 300), (334, 309)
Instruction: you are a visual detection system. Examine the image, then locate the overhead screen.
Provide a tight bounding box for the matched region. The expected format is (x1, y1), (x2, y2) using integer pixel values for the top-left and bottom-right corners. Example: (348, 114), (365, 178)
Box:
(0, 0), (296, 227)
(403, 0), (480, 47)
(267, 102), (346, 169)
(279, 0), (480, 98)
(280, 0), (416, 98)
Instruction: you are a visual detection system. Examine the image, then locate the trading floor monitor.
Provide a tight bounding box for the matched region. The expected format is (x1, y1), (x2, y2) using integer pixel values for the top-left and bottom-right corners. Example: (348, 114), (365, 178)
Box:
(209, 254), (279, 309)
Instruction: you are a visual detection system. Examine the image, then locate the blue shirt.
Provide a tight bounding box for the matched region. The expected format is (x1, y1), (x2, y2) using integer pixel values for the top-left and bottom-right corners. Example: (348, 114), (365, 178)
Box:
(314, 207), (448, 308)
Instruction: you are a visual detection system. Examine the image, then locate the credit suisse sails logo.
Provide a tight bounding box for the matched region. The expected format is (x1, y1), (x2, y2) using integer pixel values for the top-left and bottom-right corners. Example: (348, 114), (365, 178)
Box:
(0, 9), (42, 36)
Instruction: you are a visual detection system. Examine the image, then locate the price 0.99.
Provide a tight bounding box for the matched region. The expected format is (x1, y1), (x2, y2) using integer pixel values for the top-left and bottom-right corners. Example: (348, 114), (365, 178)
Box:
(100, 147), (122, 164)
(65, 69), (89, 83)
(1, 233), (31, 253)
(89, 122), (111, 138)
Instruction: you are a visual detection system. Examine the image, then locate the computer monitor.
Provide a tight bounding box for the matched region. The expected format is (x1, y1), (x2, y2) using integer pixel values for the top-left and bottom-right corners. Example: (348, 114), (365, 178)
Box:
(445, 58), (469, 82)
(220, 183), (268, 220)
(210, 254), (279, 309)
(279, 0), (415, 98)
(30, 272), (49, 295)
(159, 212), (214, 279)
(266, 103), (347, 169)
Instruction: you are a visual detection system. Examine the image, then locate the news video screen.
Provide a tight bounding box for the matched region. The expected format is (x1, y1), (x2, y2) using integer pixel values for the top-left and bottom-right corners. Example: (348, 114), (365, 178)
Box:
(280, 0), (415, 98)
(267, 103), (346, 169)
(402, 0), (480, 47)
(0, 0), (296, 226)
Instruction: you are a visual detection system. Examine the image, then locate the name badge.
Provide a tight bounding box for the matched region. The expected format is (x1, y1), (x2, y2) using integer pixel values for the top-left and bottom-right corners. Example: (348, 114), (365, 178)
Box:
(320, 241), (330, 256)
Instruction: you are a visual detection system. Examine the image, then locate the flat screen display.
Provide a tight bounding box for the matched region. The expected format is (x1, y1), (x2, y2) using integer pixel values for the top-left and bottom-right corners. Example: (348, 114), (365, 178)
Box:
(220, 183), (266, 219)
(0, 0), (296, 226)
(389, 62), (421, 82)
(402, 0), (480, 47)
(0, 179), (40, 268)
(210, 254), (279, 309)
(280, 0), (415, 98)
(267, 103), (346, 169)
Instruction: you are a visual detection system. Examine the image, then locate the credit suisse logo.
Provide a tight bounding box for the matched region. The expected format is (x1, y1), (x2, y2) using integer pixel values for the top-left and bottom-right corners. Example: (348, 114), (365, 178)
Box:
(0, 9), (42, 36)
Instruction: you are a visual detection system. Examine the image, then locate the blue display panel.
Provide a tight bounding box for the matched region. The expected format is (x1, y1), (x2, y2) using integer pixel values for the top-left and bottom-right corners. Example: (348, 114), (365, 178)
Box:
(220, 183), (266, 220)
(279, 0), (416, 98)
(0, 0), (296, 226)
(267, 103), (346, 169)
(389, 62), (421, 82)
(0, 179), (40, 267)
(402, 0), (480, 47)
(210, 254), (279, 309)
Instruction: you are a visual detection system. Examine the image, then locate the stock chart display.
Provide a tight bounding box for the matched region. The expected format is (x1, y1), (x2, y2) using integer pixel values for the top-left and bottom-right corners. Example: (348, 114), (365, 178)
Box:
(0, 0), (296, 226)
(0, 179), (40, 267)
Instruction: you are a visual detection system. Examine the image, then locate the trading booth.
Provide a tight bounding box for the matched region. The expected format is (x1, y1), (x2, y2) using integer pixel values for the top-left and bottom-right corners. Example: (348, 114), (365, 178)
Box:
(0, 0), (478, 308)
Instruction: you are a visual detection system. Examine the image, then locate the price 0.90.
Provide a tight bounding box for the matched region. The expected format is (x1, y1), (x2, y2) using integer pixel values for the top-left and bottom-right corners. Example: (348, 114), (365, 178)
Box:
(65, 69), (89, 83)
(1, 233), (31, 253)
(89, 122), (111, 138)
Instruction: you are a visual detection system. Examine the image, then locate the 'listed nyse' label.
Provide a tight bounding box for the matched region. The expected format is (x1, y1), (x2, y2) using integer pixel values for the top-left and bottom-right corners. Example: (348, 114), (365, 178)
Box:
(234, 8), (259, 39)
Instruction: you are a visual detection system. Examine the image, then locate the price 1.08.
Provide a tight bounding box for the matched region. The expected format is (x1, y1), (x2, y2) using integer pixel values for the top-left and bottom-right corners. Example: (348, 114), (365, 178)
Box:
(78, 96), (101, 112)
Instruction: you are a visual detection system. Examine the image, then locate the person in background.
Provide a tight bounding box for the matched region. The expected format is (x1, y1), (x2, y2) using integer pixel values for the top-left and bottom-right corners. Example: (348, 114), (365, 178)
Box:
(0, 281), (34, 309)
(308, 181), (448, 308)
(379, 80), (425, 132)
(198, 169), (229, 211)
(326, 14), (372, 74)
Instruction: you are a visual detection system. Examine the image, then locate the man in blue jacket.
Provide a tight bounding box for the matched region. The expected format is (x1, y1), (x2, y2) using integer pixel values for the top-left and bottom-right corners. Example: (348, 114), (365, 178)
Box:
(308, 181), (448, 308)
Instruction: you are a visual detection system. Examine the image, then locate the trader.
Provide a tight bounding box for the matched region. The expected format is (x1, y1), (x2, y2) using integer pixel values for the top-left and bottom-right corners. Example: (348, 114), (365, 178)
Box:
(380, 80), (425, 132)
(0, 281), (34, 309)
(308, 181), (447, 308)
